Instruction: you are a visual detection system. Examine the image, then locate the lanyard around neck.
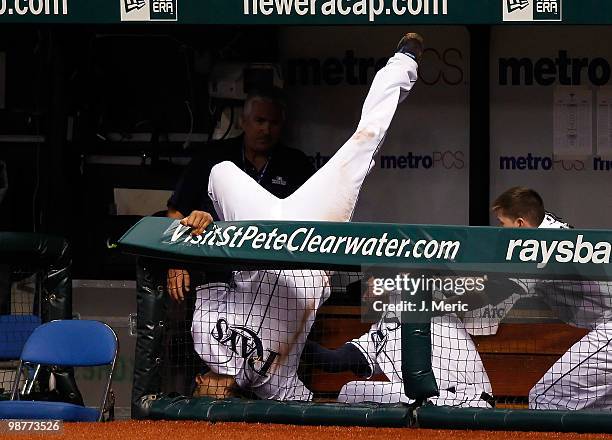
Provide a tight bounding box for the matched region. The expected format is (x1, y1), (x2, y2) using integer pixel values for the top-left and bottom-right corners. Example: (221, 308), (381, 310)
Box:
(242, 147), (271, 184)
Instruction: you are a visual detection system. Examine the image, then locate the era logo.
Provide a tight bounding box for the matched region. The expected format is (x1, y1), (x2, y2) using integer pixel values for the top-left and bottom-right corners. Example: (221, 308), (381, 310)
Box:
(120, 0), (177, 21)
(502, 0), (562, 22)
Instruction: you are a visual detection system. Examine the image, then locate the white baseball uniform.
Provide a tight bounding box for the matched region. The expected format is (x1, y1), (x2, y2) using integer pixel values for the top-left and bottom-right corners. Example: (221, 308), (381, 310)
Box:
(338, 297), (493, 407)
(462, 213), (574, 336)
(462, 213), (612, 410)
(472, 275), (612, 410)
(505, 215), (612, 410)
(192, 53), (419, 400)
(527, 214), (612, 410)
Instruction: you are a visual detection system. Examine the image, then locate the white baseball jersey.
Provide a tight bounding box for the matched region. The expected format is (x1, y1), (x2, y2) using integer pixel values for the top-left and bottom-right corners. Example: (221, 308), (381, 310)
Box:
(510, 213), (612, 331)
(460, 212), (612, 410)
(529, 213), (612, 410)
(463, 212), (609, 334)
(192, 52), (420, 400)
(338, 308), (492, 407)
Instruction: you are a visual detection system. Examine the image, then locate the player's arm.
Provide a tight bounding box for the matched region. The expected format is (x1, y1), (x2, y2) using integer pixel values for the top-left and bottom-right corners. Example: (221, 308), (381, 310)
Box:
(434, 277), (528, 315)
(166, 208), (190, 302)
(165, 209), (214, 302)
(167, 150), (216, 235)
(166, 152), (217, 302)
(303, 340), (372, 378)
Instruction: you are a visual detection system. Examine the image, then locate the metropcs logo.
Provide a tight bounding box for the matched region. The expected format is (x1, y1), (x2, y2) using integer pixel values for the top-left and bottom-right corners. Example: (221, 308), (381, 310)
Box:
(120, 0), (177, 21)
(502, 0), (562, 22)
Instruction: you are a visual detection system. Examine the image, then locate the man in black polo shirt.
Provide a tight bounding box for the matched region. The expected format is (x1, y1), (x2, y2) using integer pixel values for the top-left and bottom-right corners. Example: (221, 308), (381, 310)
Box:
(167, 88), (314, 301)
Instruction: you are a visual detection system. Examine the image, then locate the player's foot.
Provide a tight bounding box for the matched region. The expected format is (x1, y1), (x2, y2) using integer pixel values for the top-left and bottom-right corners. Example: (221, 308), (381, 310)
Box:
(396, 32), (424, 63)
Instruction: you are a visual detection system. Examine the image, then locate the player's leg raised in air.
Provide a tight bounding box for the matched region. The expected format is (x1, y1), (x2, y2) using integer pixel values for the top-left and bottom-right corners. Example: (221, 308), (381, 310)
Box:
(191, 33), (423, 401)
(206, 33), (421, 223)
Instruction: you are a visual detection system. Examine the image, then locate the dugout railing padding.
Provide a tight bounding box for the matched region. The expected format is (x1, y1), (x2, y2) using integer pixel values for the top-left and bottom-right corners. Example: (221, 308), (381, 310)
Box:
(119, 217), (612, 431)
(141, 395), (412, 427)
(414, 405), (612, 433)
(134, 394), (612, 432)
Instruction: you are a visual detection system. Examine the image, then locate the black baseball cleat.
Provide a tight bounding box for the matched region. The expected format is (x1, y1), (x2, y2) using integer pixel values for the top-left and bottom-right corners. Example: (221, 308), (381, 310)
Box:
(396, 32), (424, 63)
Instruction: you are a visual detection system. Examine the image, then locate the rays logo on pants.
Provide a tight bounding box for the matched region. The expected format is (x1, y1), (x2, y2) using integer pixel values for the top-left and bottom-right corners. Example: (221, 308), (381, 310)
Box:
(211, 318), (279, 378)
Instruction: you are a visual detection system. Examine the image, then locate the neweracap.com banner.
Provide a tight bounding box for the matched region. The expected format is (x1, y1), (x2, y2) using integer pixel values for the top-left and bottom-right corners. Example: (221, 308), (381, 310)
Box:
(2, 0), (612, 25)
(109, 0), (609, 25)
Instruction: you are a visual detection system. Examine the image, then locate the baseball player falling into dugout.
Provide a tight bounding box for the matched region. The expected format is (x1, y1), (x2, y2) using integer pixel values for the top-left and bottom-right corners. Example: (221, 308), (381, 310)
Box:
(176, 33), (423, 401)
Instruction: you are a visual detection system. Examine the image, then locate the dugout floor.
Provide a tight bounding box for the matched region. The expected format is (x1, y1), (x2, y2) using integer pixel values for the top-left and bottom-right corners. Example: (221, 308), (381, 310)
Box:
(26, 421), (612, 440)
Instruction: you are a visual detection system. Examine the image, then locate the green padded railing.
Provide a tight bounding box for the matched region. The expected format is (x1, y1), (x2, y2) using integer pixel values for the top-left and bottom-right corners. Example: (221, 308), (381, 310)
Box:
(415, 405), (612, 433)
(143, 395), (412, 427)
(119, 217), (612, 279)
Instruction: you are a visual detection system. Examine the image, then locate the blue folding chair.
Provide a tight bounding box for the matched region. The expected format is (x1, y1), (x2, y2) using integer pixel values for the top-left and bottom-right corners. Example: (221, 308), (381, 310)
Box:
(0, 320), (118, 422)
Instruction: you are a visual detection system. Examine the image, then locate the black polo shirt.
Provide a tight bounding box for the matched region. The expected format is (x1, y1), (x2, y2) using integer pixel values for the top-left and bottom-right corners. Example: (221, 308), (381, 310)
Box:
(168, 135), (315, 220)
